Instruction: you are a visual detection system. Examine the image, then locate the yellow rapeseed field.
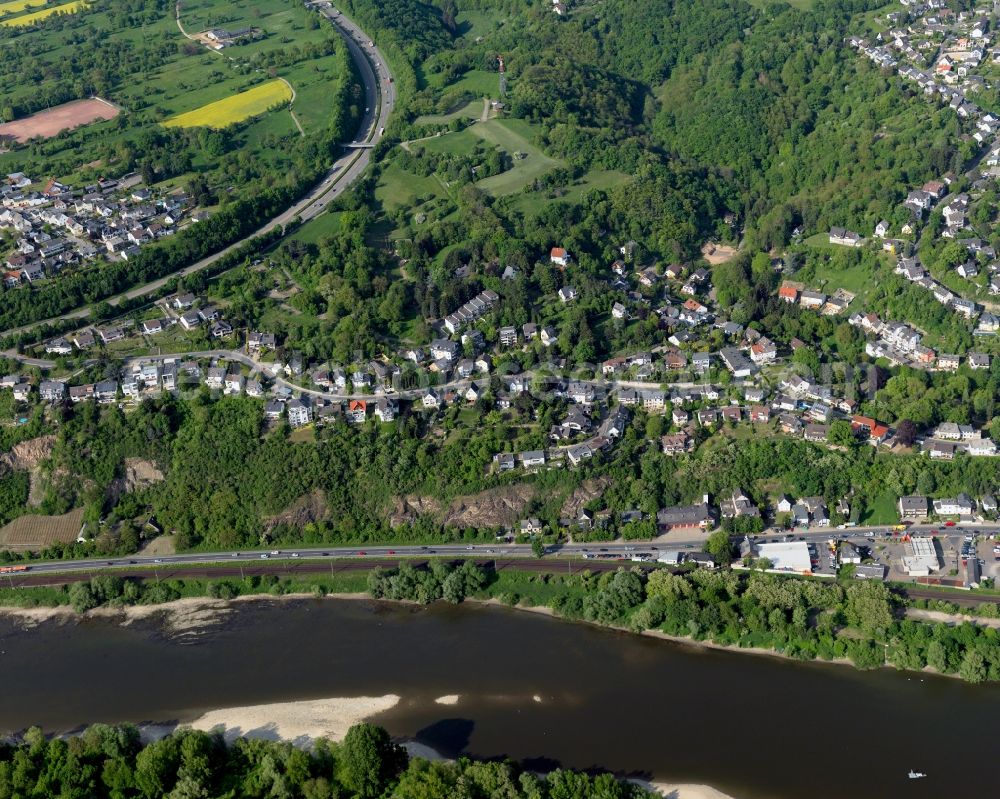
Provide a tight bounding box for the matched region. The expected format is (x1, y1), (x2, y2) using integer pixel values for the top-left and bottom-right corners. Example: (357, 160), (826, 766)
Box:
(163, 81), (293, 130)
(0, 0), (46, 19)
(0, 0), (87, 26)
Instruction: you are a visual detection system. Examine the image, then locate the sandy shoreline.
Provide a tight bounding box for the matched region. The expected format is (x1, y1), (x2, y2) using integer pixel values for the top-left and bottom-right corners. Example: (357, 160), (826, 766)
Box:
(147, 694), (402, 745)
(0, 592), (371, 630)
(147, 693), (734, 799)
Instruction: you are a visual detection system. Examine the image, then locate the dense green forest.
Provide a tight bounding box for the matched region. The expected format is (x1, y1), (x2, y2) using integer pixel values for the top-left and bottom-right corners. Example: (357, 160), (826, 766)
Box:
(0, 721), (655, 799)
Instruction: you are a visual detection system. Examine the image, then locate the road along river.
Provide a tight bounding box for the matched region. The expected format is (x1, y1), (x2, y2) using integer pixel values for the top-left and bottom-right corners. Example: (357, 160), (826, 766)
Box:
(0, 597), (995, 798)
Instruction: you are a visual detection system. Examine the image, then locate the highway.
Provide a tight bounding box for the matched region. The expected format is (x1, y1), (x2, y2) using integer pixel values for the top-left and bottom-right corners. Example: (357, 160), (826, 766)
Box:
(4, 535), (999, 609)
(3, 6), (394, 342)
(7, 521), (995, 574)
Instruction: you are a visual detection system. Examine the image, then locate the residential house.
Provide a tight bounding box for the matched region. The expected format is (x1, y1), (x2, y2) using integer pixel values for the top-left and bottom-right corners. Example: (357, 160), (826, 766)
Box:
(550, 247), (570, 267)
(720, 488), (760, 519)
(69, 384), (95, 403)
(829, 227), (862, 247)
(224, 373), (244, 395)
(719, 347), (754, 378)
(44, 337), (73, 355)
(519, 450), (546, 468)
(804, 423), (828, 442)
(349, 399), (368, 424)
(800, 290), (827, 309)
(39, 380), (65, 402)
(657, 497), (715, 531)
(287, 399), (312, 428)
(898, 495), (928, 519)
(937, 353), (961, 370)
(95, 379), (118, 403)
(499, 326), (518, 347)
(778, 284), (799, 303)
(422, 389), (440, 409)
(933, 494), (975, 516)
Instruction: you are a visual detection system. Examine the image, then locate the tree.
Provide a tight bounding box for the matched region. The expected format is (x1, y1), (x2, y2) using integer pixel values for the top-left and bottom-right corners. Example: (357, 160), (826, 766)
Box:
(895, 419), (918, 447)
(531, 537), (545, 558)
(845, 582), (893, 637)
(704, 530), (734, 565)
(340, 723), (407, 799)
(828, 420), (856, 447)
(69, 581), (98, 613)
(959, 649), (987, 684)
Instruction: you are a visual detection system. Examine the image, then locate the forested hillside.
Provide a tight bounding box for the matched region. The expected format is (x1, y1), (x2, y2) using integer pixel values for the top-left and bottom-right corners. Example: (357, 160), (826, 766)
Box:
(364, 0), (961, 261)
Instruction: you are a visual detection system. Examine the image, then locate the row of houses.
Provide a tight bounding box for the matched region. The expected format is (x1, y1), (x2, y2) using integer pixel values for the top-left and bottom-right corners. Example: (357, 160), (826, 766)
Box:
(2, 173), (193, 288)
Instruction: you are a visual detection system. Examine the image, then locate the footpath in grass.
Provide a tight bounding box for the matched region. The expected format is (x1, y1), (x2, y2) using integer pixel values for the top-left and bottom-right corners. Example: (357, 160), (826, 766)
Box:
(405, 118), (562, 197)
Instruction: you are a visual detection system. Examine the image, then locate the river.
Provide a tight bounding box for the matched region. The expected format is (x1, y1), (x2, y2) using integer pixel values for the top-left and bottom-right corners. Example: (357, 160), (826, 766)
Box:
(0, 598), (995, 798)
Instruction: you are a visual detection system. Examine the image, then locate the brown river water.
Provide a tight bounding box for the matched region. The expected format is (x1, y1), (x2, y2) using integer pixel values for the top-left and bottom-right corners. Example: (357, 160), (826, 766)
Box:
(0, 598), (994, 798)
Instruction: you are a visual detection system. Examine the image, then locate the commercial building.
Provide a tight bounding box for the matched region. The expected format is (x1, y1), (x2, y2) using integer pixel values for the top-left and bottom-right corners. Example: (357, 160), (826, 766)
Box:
(902, 536), (940, 577)
(755, 541), (812, 574)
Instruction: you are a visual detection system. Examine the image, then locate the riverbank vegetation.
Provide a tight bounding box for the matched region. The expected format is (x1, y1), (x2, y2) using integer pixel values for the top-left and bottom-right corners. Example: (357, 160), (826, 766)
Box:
(0, 721), (656, 798)
(1, 560), (998, 683)
(365, 563), (1000, 684)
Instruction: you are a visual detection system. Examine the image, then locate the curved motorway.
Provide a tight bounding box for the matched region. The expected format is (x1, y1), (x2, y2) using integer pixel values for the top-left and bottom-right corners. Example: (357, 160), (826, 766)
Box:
(4, 6), (394, 341)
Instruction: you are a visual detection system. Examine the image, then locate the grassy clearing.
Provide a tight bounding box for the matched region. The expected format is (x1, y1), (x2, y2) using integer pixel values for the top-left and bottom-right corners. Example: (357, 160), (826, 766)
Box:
(454, 9), (504, 39)
(414, 98), (484, 126)
(163, 79), (293, 129)
(473, 119), (562, 194)
(375, 161), (449, 211)
(862, 491), (899, 525)
(1, 0), (86, 26)
(745, 0), (815, 9)
(431, 69), (500, 97)
(292, 211), (346, 244)
(508, 169), (628, 216)
(412, 118), (561, 196)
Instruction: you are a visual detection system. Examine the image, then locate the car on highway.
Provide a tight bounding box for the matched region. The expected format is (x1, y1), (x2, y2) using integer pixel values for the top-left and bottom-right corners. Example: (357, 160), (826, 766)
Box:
(945, 521), (956, 527)
(387, 550), (396, 555)
(260, 554), (269, 559)
(357, 551), (367, 556)
(154, 559), (162, 563)
(291, 553), (300, 558)
(231, 552), (239, 557)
